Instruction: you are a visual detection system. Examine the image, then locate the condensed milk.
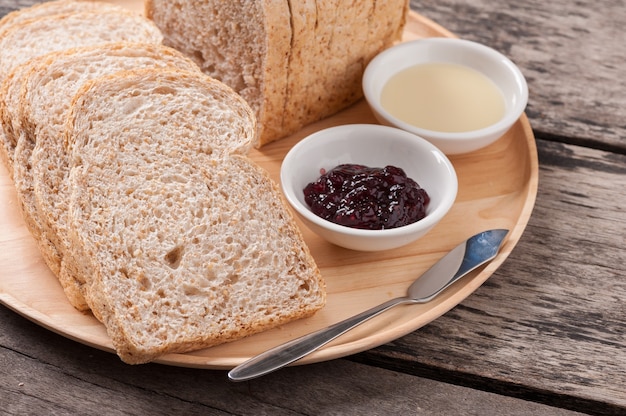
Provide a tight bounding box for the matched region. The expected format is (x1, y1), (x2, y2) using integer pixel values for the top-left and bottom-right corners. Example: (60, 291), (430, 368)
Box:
(380, 62), (505, 132)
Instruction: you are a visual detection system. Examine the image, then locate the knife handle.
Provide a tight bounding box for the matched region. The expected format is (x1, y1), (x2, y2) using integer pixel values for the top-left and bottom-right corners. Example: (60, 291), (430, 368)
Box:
(228, 297), (406, 382)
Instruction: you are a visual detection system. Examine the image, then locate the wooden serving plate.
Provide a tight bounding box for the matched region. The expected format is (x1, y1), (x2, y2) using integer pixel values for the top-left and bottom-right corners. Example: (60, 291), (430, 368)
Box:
(0, 4), (538, 369)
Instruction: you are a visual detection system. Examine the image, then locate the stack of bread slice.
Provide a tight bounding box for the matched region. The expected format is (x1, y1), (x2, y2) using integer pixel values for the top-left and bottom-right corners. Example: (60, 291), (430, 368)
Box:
(146, 0), (409, 147)
(0, 0), (165, 302)
(0, 0), (164, 174)
(0, 0), (325, 364)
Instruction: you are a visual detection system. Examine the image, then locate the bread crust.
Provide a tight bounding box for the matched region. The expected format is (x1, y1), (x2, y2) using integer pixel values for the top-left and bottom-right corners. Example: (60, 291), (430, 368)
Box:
(281, 0), (317, 139)
(280, 0), (408, 145)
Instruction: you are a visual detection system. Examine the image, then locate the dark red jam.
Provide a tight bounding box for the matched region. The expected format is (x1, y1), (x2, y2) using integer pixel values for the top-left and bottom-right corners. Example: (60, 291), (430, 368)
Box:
(303, 164), (430, 230)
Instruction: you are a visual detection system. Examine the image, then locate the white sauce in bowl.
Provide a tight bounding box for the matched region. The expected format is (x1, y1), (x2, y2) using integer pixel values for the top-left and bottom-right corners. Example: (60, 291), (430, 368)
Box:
(381, 62), (505, 133)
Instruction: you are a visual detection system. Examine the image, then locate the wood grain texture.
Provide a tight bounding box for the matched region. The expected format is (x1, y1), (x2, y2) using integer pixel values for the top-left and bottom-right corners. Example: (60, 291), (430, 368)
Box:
(411, 0), (626, 153)
(354, 139), (626, 414)
(0, 306), (587, 416)
(0, 0), (32, 15)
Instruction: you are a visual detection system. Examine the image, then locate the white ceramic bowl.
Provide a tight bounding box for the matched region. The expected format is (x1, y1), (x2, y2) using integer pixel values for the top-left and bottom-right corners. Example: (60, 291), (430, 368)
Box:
(280, 124), (457, 251)
(362, 38), (528, 155)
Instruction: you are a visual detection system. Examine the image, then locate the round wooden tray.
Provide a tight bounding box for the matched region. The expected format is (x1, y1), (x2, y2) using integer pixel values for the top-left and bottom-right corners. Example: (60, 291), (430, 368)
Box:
(0, 9), (538, 369)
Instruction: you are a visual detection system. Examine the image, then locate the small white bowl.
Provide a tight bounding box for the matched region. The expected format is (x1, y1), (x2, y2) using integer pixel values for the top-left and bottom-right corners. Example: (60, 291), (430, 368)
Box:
(280, 124), (457, 251)
(362, 38), (528, 155)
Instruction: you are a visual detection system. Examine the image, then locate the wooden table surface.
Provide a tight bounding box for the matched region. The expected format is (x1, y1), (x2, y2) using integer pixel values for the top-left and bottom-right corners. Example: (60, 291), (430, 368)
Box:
(1, 0), (624, 415)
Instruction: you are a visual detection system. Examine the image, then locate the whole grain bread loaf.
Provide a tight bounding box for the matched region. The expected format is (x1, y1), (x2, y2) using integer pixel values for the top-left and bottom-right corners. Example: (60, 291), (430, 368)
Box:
(146, 0), (409, 147)
(65, 68), (325, 363)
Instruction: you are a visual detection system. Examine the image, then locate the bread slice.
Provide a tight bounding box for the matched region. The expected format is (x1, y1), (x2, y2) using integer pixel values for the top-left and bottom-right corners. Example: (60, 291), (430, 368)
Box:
(0, 5), (163, 309)
(11, 133), (63, 278)
(0, 0), (125, 37)
(10, 43), (199, 311)
(0, 9), (162, 79)
(0, 0), (128, 176)
(146, 0), (291, 146)
(0, 6), (163, 175)
(146, 0), (409, 146)
(282, 1), (404, 135)
(281, 0), (316, 139)
(282, 0), (408, 141)
(64, 68), (324, 363)
(0, 7), (165, 309)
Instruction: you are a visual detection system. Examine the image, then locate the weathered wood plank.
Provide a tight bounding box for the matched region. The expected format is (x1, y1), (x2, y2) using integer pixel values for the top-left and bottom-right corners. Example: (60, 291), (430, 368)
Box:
(354, 138), (626, 415)
(1, 305), (587, 416)
(411, 0), (626, 153)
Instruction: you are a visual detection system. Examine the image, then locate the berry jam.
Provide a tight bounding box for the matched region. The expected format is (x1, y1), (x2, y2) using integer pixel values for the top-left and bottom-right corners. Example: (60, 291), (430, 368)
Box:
(303, 164), (430, 230)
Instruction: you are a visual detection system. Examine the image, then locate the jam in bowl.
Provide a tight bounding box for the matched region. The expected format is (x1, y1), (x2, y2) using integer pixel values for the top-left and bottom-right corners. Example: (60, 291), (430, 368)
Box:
(303, 163), (430, 230)
(280, 124), (457, 251)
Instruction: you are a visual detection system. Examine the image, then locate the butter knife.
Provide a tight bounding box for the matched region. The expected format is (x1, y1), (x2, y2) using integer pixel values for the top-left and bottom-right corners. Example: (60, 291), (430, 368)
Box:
(228, 229), (509, 382)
